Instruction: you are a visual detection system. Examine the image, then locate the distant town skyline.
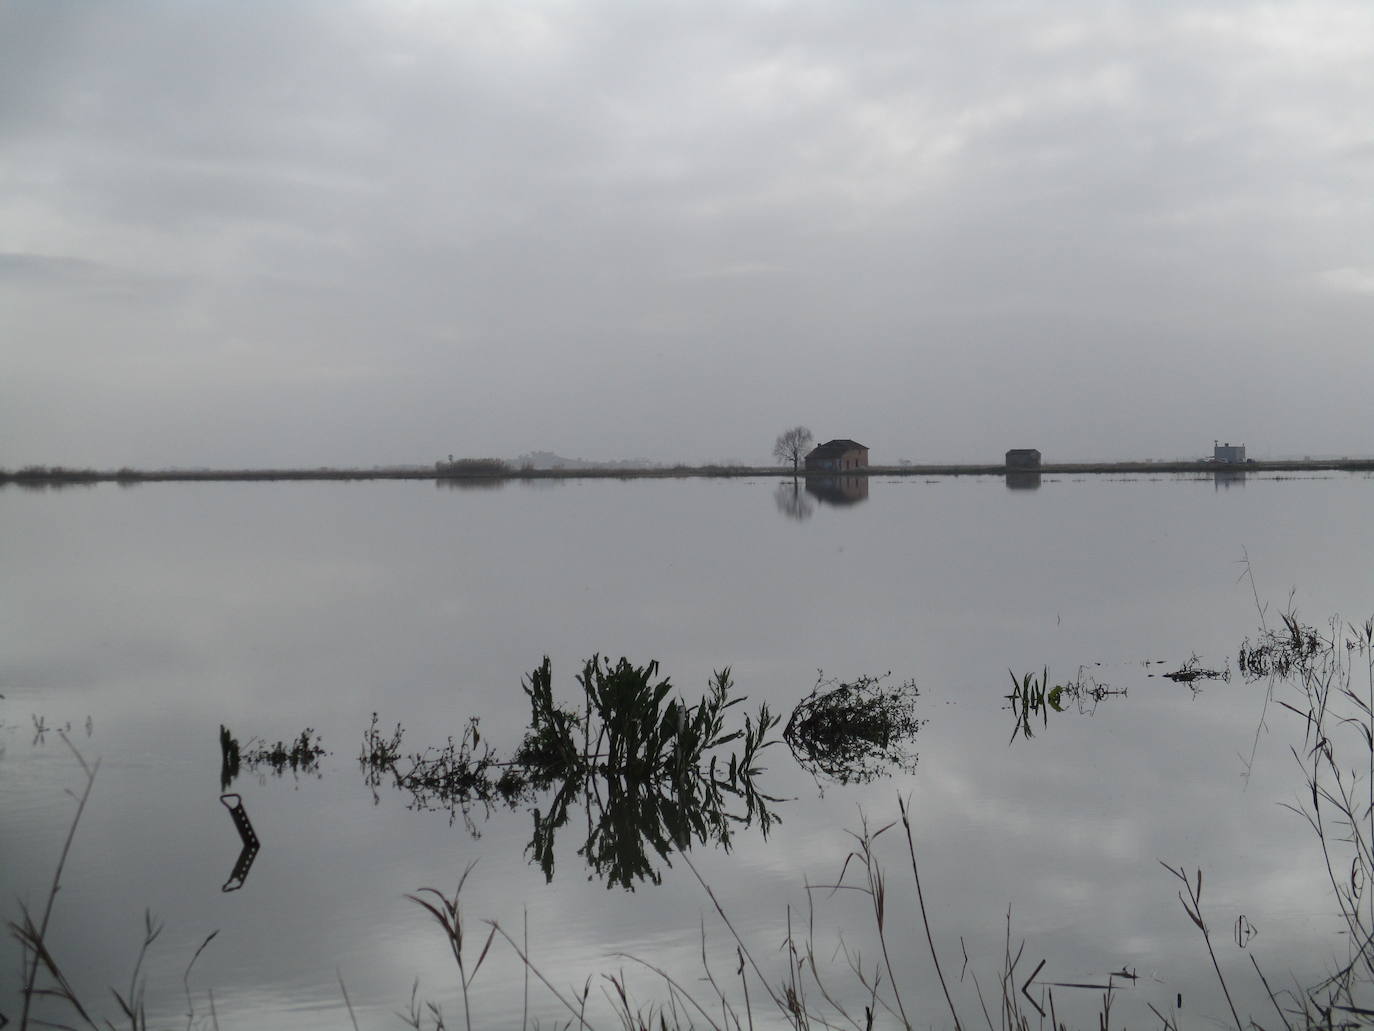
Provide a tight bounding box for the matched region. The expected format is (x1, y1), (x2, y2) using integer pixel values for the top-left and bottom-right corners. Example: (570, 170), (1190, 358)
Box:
(3, 2), (1371, 469)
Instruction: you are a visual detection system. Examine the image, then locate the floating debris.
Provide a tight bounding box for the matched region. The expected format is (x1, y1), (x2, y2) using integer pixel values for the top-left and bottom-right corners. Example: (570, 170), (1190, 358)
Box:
(1158, 654), (1230, 684)
(219, 793), (260, 892)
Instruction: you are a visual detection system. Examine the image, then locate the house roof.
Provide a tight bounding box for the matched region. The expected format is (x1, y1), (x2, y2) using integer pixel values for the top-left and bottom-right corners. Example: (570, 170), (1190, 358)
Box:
(806, 439), (868, 459)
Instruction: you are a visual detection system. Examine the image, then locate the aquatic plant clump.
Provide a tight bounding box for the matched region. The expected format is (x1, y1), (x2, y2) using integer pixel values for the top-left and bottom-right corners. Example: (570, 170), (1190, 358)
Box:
(219, 724), (327, 787)
(396, 718), (527, 820)
(784, 671), (925, 784)
(241, 730), (327, 772)
(356, 656), (782, 887)
(1237, 612), (1327, 680)
(1161, 653), (1230, 684)
(1004, 667), (1126, 743)
(513, 656), (782, 888)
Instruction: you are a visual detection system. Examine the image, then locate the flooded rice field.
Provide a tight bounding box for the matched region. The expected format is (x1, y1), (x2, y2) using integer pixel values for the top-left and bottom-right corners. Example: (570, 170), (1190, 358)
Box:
(3, 471), (1373, 1029)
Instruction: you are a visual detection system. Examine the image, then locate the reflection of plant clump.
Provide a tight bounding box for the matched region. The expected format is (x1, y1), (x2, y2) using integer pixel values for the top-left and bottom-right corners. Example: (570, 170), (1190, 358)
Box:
(219, 725), (327, 787)
(360, 712), (404, 770)
(359, 714), (519, 829)
(361, 656), (781, 889)
(219, 724), (241, 789)
(1006, 668), (1125, 743)
(399, 718), (526, 817)
(516, 656), (781, 889)
(243, 729), (327, 774)
(1161, 653), (1230, 685)
(784, 672), (925, 784)
(1238, 612), (1326, 680)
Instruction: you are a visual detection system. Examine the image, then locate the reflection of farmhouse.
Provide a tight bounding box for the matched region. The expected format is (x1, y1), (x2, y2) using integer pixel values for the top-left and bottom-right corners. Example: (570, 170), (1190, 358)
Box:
(805, 475), (870, 505)
(1213, 441), (1246, 464)
(1005, 449), (1041, 468)
(804, 439), (869, 472)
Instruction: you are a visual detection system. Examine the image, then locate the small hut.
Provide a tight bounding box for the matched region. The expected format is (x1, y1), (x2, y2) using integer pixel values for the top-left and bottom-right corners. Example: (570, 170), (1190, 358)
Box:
(1213, 441), (1246, 464)
(804, 439), (869, 472)
(1005, 449), (1041, 469)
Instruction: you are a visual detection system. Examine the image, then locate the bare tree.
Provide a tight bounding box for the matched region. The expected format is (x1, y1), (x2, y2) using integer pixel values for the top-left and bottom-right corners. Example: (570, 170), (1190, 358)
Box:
(772, 426), (814, 477)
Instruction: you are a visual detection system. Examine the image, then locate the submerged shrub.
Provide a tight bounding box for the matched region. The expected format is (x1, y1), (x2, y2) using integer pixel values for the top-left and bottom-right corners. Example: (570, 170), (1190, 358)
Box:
(785, 671), (924, 783)
(435, 457), (509, 475)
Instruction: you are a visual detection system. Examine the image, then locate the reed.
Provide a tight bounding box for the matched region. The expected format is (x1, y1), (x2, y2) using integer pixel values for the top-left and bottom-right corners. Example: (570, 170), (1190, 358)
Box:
(407, 863), (496, 1031)
(7, 735), (221, 1031)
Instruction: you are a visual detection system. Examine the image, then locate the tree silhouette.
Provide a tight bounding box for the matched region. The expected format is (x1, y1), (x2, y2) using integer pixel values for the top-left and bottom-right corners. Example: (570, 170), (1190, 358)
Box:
(772, 426), (813, 477)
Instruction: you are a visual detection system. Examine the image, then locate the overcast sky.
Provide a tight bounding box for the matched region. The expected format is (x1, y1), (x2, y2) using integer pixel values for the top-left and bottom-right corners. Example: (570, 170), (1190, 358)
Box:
(2, 1), (1371, 467)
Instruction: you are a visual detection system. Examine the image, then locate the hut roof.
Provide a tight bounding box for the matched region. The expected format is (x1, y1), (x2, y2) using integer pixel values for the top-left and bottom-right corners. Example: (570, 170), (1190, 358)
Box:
(807, 439), (867, 459)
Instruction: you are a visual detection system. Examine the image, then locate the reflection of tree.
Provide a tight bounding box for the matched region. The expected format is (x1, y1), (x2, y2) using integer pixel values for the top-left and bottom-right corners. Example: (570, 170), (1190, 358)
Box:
(773, 481), (814, 521)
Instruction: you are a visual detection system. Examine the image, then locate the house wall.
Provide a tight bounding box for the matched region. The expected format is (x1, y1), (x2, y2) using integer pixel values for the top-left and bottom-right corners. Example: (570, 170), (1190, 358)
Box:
(806, 448), (868, 472)
(804, 444), (870, 472)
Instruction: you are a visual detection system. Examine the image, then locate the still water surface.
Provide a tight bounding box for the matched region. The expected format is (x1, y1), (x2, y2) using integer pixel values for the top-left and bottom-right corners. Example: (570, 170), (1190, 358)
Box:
(3, 473), (1372, 1028)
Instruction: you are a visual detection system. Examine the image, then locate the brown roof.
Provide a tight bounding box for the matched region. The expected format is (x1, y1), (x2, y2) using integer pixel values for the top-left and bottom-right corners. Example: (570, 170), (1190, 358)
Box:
(807, 439), (867, 459)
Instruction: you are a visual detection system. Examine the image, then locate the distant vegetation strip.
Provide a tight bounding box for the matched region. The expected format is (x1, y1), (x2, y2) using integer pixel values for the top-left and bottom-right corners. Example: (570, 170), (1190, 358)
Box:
(2, 458), (1373, 486)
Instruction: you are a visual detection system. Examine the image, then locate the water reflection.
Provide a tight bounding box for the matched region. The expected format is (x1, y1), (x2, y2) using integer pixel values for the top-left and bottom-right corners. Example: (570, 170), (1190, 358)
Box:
(357, 657), (938, 884)
(1005, 471), (1042, 491)
(219, 794), (261, 892)
(1214, 468), (1246, 490)
(783, 672), (924, 785)
(527, 749), (779, 889)
(773, 480), (814, 520)
(805, 474), (869, 506)
(1006, 667), (1126, 743)
(361, 657), (784, 890)
(220, 725), (326, 789)
(436, 476), (507, 490)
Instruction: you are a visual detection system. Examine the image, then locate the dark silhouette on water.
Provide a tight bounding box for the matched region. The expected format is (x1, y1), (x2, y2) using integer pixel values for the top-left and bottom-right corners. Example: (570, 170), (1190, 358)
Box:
(805, 474), (869, 505)
(784, 672), (923, 785)
(360, 656), (782, 890)
(219, 793), (260, 892)
(773, 480), (814, 521)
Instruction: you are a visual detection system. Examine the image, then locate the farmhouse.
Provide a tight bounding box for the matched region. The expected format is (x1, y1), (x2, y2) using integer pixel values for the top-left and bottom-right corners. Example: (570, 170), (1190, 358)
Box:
(804, 439), (869, 472)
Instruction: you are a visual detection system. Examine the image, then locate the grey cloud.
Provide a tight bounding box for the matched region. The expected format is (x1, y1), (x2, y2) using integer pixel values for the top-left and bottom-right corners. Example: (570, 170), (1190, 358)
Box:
(3, 1), (1372, 466)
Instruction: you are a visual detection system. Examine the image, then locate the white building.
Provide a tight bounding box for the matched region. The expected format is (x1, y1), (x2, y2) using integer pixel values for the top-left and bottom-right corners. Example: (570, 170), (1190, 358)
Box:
(1213, 441), (1246, 464)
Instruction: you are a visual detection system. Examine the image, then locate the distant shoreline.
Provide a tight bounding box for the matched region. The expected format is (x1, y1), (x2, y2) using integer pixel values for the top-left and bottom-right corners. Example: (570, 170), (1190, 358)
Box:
(3, 458), (1372, 486)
